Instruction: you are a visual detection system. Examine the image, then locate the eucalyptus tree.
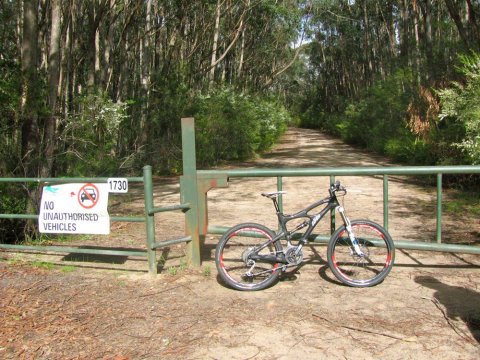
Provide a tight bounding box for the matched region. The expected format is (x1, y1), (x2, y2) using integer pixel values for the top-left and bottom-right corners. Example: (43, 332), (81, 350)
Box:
(298, 0), (480, 165)
(1, 0), (306, 178)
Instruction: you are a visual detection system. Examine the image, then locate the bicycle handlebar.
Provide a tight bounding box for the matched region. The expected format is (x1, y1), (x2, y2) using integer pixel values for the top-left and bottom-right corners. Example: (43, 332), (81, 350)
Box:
(330, 180), (347, 196)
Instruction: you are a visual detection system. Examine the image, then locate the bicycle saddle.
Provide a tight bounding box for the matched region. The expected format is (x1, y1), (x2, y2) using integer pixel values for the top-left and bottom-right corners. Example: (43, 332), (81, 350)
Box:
(261, 191), (287, 199)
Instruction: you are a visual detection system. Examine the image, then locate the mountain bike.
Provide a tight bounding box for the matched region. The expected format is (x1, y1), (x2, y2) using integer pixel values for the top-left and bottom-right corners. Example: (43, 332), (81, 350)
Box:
(215, 181), (395, 291)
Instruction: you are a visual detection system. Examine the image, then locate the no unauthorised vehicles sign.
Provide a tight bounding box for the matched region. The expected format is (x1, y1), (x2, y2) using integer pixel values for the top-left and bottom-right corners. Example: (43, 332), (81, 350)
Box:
(39, 183), (110, 234)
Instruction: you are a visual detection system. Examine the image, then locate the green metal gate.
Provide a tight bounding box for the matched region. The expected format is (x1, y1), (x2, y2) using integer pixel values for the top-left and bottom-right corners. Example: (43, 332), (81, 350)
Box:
(2, 117), (480, 275)
(0, 118), (200, 274)
(197, 167), (480, 255)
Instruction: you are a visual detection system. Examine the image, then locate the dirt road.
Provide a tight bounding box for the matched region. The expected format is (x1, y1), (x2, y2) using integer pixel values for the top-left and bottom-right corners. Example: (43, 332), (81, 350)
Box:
(1, 128), (480, 359)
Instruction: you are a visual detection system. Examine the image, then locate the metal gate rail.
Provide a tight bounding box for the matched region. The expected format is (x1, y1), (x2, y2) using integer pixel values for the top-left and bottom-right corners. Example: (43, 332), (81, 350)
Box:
(197, 165), (480, 255)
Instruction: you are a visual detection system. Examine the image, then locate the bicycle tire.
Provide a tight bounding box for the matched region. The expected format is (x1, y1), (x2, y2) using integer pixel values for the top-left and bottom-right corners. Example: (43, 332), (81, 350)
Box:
(327, 220), (395, 287)
(215, 223), (283, 291)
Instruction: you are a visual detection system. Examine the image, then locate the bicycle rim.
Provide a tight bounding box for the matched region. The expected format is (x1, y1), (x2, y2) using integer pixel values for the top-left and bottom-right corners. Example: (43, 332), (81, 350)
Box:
(328, 221), (394, 287)
(216, 224), (281, 291)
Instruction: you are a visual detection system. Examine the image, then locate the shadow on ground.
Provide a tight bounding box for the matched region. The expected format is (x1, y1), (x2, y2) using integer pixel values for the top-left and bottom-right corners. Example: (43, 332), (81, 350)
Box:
(415, 275), (480, 343)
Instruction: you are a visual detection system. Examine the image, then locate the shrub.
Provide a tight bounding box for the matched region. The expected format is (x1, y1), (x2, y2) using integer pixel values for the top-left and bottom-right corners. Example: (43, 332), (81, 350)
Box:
(319, 70), (415, 154)
(438, 52), (480, 164)
(0, 183), (28, 243)
(191, 88), (289, 166)
(384, 136), (433, 165)
(299, 70), (429, 162)
(57, 91), (129, 176)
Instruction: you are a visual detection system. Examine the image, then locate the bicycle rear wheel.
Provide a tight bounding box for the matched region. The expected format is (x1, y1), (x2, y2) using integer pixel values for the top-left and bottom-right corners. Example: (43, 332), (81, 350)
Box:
(327, 220), (395, 287)
(215, 223), (282, 291)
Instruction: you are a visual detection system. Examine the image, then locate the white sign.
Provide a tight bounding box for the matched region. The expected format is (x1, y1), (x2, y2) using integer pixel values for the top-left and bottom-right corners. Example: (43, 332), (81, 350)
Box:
(39, 183), (110, 234)
(107, 178), (128, 193)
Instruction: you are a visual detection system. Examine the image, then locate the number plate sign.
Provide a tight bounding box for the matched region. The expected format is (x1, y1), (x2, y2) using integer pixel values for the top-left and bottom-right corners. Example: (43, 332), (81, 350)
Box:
(107, 178), (128, 193)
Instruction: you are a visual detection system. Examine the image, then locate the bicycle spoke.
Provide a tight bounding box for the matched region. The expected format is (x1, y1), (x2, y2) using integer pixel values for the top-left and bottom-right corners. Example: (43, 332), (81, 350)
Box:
(328, 221), (395, 287)
(216, 224), (282, 291)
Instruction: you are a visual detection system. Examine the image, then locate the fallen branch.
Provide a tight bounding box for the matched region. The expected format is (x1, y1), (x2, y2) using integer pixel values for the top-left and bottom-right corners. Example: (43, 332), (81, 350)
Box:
(22, 280), (43, 292)
(431, 298), (477, 345)
(138, 284), (185, 297)
(312, 313), (416, 342)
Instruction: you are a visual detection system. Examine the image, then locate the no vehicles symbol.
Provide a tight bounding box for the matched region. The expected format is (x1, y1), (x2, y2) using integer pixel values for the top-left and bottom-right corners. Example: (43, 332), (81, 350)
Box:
(78, 183), (100, 209)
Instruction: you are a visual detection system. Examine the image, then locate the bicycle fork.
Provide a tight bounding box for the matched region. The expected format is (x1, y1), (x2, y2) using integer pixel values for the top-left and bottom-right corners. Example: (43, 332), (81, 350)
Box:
(337, 206), (364, 257)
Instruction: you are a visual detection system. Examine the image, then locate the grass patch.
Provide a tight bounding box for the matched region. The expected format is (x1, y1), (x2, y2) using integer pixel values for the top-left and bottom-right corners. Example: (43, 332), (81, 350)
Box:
(7, 255), (23, 265)
(31, 261), (55, 270)
(179, 258), (188, 271)
(25, 234), (93, 246)
(202, 265), (211, 277)
(61, 265), (76, 273)
(444, 190), (480, 217)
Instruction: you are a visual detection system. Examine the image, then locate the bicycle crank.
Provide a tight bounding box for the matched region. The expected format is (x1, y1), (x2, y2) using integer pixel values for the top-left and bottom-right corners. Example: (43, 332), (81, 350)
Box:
(285, 246), (304, 266)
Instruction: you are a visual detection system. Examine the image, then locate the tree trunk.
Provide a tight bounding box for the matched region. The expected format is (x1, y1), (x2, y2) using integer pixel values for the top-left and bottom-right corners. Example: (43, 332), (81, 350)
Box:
(41, 0), (61, 178)
(466, 0), (480, 49)
(209, 0), (222, 83)
(376, 0), (396, 67)
(87, 0), (107, 89)
(421, 0), (435, 81)
(87, 3), (96, 88)
(20, 0), (41, 237)
(363, 0), (373, 83)
(399, 0), (410, 65)
(237, 25), (245, 80)
(104, 0), (114, 92)
(444, 0), (471, 50)
(20, 0), (40, 177)
(412, 0), (422, 84)
(140, 0), (152, 152)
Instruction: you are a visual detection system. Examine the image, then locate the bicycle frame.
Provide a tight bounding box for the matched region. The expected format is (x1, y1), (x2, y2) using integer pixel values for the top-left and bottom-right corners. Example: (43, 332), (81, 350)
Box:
(276, 195), (338, 245)
(253, 190), (347, 262)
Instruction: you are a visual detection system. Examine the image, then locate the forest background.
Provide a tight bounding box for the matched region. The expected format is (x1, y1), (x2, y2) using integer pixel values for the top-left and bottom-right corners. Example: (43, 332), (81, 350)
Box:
(1, 0), (480, 241)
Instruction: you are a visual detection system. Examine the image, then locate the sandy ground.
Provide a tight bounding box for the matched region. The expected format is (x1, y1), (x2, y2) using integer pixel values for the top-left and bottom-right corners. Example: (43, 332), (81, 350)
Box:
(1, 127), (480, 359)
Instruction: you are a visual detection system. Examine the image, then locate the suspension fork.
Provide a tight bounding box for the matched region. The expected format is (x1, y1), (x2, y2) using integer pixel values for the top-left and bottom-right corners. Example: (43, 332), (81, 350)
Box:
(336, 206), (364, 256)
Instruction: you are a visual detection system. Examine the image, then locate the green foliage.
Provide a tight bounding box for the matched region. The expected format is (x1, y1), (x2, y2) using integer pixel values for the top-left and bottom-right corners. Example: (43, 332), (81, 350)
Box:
(143, 73), (191, 174)
(302, 70), (432, 163)
(252, 97), (290, 152)
(61, 265), (77, 273)
(342, 70), (414, 151)
(58, 91), (129, 176)
(384, 137), (433, 165)
(49, 80), (291, 177)
(438, 53), (480, 164)
(31, 261), (55, 270)
(192, 88), (289, 166)
(430, 116), (467, 165)
(0, 183), (28, 244)
(117, 82), (291, 174)
(444, 190), (480, 217)
(202, 265), (211, 277)
(301, 54), (480, 169)
(0, 58), (21, 174)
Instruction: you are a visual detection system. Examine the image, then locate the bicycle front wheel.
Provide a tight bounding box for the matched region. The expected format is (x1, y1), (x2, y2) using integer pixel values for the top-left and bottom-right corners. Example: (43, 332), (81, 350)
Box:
(327, 220), (395, 287)
(215, 223), (283, 291)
